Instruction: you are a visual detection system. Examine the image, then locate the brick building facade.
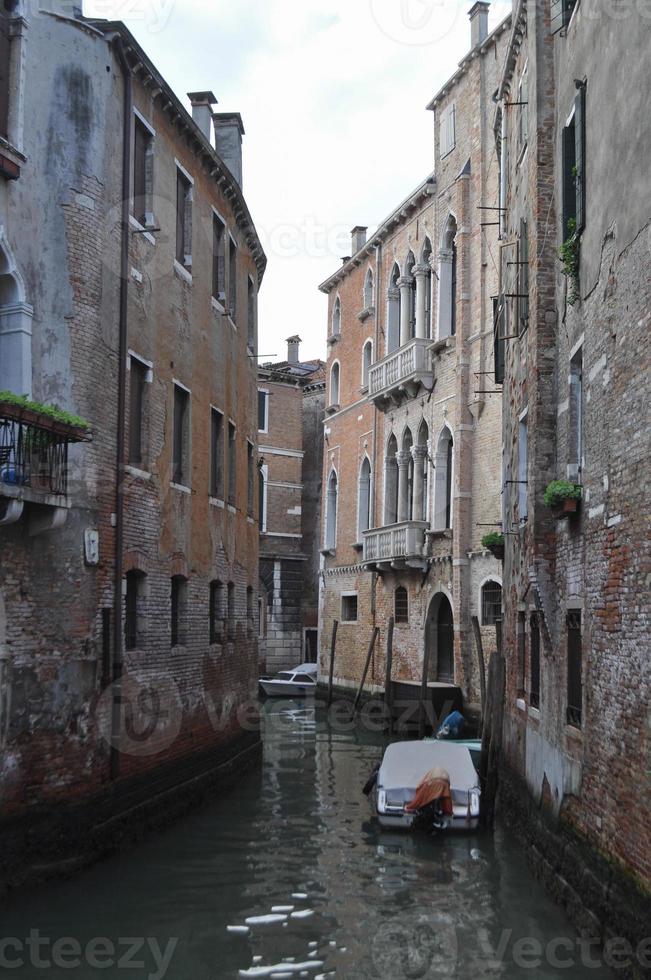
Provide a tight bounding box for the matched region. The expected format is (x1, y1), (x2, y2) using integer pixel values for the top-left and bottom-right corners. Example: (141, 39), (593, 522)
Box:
(0, 8), (265, 886)
(495, 0), (650, 954)
(258, 338), (324, 672)
(318, 7), (510, 717)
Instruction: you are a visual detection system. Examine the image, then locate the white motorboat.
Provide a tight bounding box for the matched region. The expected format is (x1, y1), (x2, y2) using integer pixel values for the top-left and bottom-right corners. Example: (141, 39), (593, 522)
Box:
(258, 663), (317, 698)
(374, 740), (481, 831)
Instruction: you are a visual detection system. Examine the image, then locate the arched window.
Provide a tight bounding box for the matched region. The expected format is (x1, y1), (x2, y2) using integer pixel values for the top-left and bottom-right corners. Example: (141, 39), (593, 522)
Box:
(401, 427), (414, 521)
(332, 295), (341, 336)
(437, 216), (458, 339)
(433, 427), (454, 530)
(412, 420), (429, 521)
(357, 456), (371, 540)
(361, 339), (373, 388)
(363, 267), (374, 309)
(325, 469), (338, 549)
(421, 238), (433, 338)
(395, 586), (409, 624)
(0, 235), (32, 396)
(384, 434), (398, 525)
(405, 251), (416, 341)
(387, 263), (401, 353)
(481, 580), (502, 626)
(329, 361), (340, 407)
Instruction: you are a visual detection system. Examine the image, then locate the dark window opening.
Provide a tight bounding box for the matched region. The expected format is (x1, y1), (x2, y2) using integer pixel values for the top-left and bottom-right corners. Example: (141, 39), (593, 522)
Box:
(530, 613), (541, 709)
(125, 570), (145, 651)
(173, 384), (190, 486)
(445, 435), (453, 529)
(176, 168), (192, 267)
(567, 610), (582, 727)
(258, 390), (268, 432)
(133, 117), (151, 226)
(247, 277), (256, 351)
(247, 442), (254, 517)
(450, 240), (457, 336)
(517, 611), (526, 696)
(550, 0), (576, 35)
(0, 7), (11, 141)
(246, 586), (254, 632)
(395, 586), (409, 624)
(210, 408), (224, 499)
(562, 86), (585, 240)
(171, 575), (187, 647)
(227, 582), (236, 641)
(212, 214), (226, 301)
(228, 237), (237, 320)
(493, 296), (505, 385)
(518, 218), (529, 334)
(258, 466), (266, 529)
(341, 594), (358, 623)
(481, 581), (502, 626)
(128, 357), (148, 467)
(227, 421), (236, 506)
(209, 580), (224, 644)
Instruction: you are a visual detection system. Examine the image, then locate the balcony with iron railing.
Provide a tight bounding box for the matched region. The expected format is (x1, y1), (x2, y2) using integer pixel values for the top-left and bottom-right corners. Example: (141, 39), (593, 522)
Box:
(362, 520), (429, 571)
(0, 397), (90, 530)
(367, 337), (433, 409)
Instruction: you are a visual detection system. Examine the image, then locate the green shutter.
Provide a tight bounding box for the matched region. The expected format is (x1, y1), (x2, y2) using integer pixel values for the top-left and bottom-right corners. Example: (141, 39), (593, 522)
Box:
(574, 86), (586, 233)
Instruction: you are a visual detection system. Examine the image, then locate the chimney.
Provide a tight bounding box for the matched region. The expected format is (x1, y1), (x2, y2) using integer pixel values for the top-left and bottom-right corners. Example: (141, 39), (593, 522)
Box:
(469, 1), (490, 47)
(351, 226), (367, 254)
(286, 335), (301, 365)
(213, 112), (245, 188)
(188, 91), (217, 142)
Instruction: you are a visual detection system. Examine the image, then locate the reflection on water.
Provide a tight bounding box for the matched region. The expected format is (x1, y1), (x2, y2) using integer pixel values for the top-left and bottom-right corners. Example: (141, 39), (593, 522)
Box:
(3, 700), (613, 979)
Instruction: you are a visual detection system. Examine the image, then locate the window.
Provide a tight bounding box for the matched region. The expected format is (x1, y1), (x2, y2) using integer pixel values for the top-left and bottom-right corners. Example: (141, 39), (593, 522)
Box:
(124, 570), (145, 650)
(433, 427), (453, 531)
(562, 85), (586, 239)
(357, 456), (371, 540)
(329, 362), (340, 408)
(246, 586), (254, 631)
(175, 167), (192, 268)
(384, 434), (398, 525)
(481, 581), (502, 626)
(569, 348), (583, 480)
(440, 103), (456, 158)
(258, 390), (269, 433)
(210, 408), (224, 499)
(259, 464), (268, 532)
(550, 0), (576, 34)
(405, 252), (416, 341)
(517, 611), (526, 697)
(247, 441), (254, 517)
(209, 580), (224, 644)
(361, 340), (372, 389)
(437, 216), (457, 339)
(387, 264), (401, 352)
(493, 296), (505, 385)
(128, 356), (149, 467)
(332, 296), (341, 336)
(227, 421), (236, 506)
(325, 469), (338, 549)
(227, 582), (236, 641)
(363, 268), (374, 309)
(212, 213), (226, 302)
(258, 595), (267, 639)
(517, 66), (528, 155)
(518, 415), (528, 522)
(341, 594), (358, 623)
(566, 610), (582, 727)
(171, 575), (187, 647)
(530, 613), (541, 709)
(173, 384), (190, 486)
(395, 586), (409, 624)
(228, 236), (237, 320)
(518, 218), (529, 334)
(422, 239), (433, 338)
(0, 5), (12, 141)
(133, 116), (153, 227)
(247, 277), (256, 351)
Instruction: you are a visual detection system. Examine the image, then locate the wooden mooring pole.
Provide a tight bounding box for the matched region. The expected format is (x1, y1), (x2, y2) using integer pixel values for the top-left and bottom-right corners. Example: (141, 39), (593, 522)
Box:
(353, 626), (380, 713)
(327, 620), (338, 706)
(471, 615), (487, 738)
(418, 634), (432, 739)
(480, 619), (505, 828)
(384, 617), (395, 734)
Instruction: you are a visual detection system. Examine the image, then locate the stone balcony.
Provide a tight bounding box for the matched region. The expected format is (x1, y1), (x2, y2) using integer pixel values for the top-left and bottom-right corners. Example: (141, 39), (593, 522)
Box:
(362, 520), (429, 571)
(367, 337), (434, 409)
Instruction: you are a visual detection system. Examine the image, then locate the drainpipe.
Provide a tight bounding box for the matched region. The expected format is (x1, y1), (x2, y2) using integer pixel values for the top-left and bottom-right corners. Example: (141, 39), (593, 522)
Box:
(110, 35), (132, 781)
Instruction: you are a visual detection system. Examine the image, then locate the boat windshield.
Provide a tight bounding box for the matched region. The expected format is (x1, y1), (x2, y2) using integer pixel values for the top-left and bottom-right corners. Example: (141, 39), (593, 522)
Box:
(276, 672), (294, 681)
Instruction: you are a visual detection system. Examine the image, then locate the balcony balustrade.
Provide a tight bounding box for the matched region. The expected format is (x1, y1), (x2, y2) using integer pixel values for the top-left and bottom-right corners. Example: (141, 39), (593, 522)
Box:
(367, 337), (433, 409)
(362, 520), (429, 571)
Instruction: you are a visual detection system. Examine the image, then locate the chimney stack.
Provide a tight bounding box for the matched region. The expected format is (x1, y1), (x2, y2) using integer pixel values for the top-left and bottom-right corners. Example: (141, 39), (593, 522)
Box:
(469, 1), (490, 47)
(213, 112), (245, 188)
(188, 91), (217, 142)
(286, 335), (301, 365)
(351, 226), (367, 254)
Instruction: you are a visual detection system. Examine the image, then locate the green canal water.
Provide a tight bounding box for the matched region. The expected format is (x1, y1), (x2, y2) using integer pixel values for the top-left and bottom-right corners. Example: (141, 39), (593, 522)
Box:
(3, 700), (614, 979)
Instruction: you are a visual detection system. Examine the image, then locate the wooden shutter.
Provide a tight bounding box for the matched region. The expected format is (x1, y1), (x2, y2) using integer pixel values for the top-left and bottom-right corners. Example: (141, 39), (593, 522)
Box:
(574, 86), (586, 233)
(0, 11), (10, 140)
(550, 0), (574, 35)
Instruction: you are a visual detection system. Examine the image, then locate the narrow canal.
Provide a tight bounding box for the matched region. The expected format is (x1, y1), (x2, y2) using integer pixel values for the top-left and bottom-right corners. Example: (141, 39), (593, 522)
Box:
(4, 701), (613, 979)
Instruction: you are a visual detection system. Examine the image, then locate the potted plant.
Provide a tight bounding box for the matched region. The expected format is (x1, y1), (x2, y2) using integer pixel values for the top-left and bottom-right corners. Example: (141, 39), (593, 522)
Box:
(0, 391), (90, 442)
(481, 531), (505, 560)
(544, 480), (582, 518)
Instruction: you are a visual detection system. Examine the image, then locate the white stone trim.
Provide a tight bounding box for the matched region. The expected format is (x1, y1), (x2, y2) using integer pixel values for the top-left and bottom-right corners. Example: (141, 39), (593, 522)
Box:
(259, 445), (304, 459)
(133, 106), (156, 136)
(174, 158), (194, 185)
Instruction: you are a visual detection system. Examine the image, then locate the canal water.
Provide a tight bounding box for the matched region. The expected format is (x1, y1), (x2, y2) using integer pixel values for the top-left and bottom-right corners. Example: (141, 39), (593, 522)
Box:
(4, 700), (613, 979)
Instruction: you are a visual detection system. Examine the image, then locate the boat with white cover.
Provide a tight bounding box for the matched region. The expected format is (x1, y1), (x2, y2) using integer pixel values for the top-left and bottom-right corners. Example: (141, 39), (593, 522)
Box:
(258, 663), (317, 698)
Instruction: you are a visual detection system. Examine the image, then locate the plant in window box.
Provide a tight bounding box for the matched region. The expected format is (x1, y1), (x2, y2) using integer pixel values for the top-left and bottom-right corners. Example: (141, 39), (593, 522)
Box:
(481, 531), (505, 560)
(559, 218), (580, 306)
(544, 480), (582, 518)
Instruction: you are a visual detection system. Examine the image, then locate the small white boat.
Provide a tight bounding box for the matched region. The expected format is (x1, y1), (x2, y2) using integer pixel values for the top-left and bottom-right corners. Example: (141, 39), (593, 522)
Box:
(259, 663), (317, 698)
(374, 741), (481, 831)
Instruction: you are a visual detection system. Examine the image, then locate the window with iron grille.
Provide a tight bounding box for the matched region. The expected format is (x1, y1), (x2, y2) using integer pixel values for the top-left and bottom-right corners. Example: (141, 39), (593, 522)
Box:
(212, 213), (226, 302)
(227, 582), (236, 641)
(171, 575), (187, 647)
(481, 581), (502, 626)
(175, 168), (192, 268)
(395, 587), (409, 624)
(129, 356), (148, 468)
(172, 384), (190, 486)
(341, 594), (358, 623)
(209, 580), (224, 644)
(562, 86), (586, 239)
(566, 610), (582, 727)
(124, 570), (145, 651)
(517, 611), (526, 696)
(530, 613), (541, 709)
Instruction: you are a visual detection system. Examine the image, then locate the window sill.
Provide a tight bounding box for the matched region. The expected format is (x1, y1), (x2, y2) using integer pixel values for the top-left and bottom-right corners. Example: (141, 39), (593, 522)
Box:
(352, 542), (363, 552)
(325, 404), (340, 415)
(247, 516), (254, 524)
(358, 306), (375, 322)
(125, 465), (152, 481)
(129, 215), (156, 246)
(516, 697), (527, 712)
(429, 336), (455, 354)
(227, 316), (237, 332)
(565, 723), (583, 741)
(209, 496), (225, 508)
(170, 482), (191, 494)
(227, 503), (236, 514)
(320, 547), (335, 557)
(426, 528), (451, 539)
(529, 705), (540, 720)
(211, 296), (226, 315)
(174, 260), (193, 284)
(516, 143), (528, 169)
(340, 619), (358, 625)
(327, 334), (340, 346)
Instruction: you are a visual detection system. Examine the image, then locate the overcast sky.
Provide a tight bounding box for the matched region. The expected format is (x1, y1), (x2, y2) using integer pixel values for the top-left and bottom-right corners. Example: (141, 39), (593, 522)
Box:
(85, 0), (510, 364)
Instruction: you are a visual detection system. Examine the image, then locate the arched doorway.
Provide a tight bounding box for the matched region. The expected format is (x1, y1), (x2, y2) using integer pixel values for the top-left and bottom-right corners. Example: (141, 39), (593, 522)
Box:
(425, 593), (454, 683)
